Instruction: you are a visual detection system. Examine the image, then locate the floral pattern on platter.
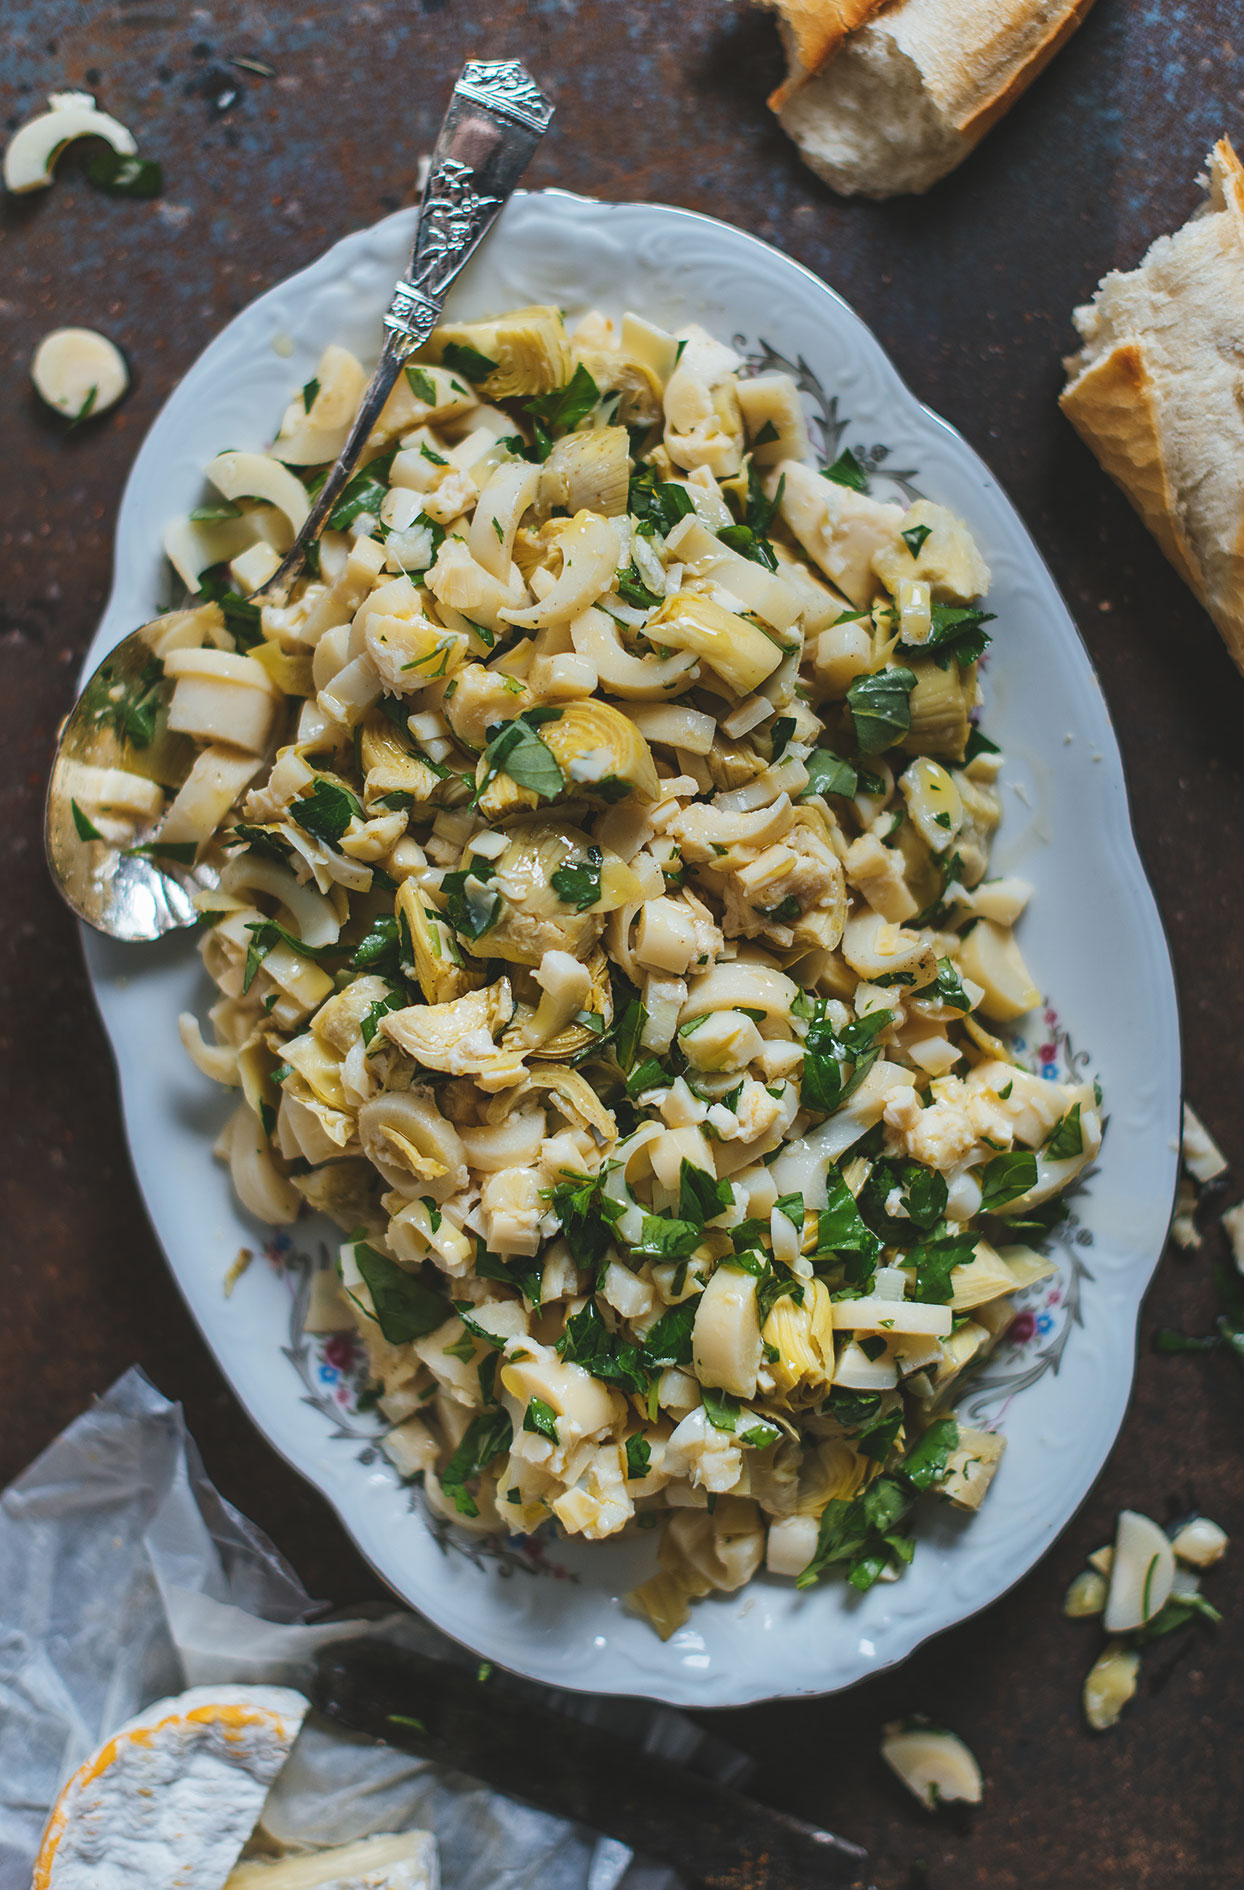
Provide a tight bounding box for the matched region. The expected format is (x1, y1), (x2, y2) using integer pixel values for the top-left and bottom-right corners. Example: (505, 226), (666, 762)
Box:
(263, 1232), (578, 1581)
(960, 1006), (1098, 1429)
(738, 336), (924, 502)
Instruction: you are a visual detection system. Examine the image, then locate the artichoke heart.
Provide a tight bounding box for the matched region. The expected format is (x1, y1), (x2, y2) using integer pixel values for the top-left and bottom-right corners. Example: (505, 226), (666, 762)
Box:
(422, 305), (571, 399)
(543, 699), (660, 805)
(396, 879), (483, 1003)
(572, 346), (665, 427)
(359, 711), (456, 809)
(465, 818), (611, 966)
(540, 427), (630, 518)
(649, 591), (785, 696)
(510, 944), (615, 1061)
(475, 700), (659, 820)
(900, 657), (974, 763)
(381, 977), (523, 1085)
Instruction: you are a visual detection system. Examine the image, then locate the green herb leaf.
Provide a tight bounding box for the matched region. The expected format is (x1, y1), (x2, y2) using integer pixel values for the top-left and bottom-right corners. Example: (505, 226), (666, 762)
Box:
(556, 1297), (649, 1393)
(639, 1299), (698, 1371)
(360, 989), (405, 1048)
(524, 1395), (560, 1441)
(901, 523), (932, 558)
(977, 1149), (1039, 1214)
(551, 846), (603, 912)
(290, 777), (364, 847)
(625, 1434), (651, 1479)
(1045, 1103), (1084, 1161)
(964, 727), (1000, 765)
(324, 449), (396, 531)
(626, 1056), (666, 1095)
(717, 522), (777, 570)
(823, 448), (868, 492)
(81, 654), (165, 749)
(405, 364), (438, 405)
(188, 500), (243, 523)
(441, 859), (503, 941)
(122, 839), (199, 866)
(902, 1417), (960, 1490)
(678, 1158), (734, 1227)
(352, 1241), (450, 1344)
(615, 563), (664, 610)
(769, 715), (797, 761)
(86, 148), (163, 198)
(350, 914), (402, 976)
(701, 1385), (739, 1432)
(847, 666), (917, 755)
(802, 748), (858, 800)
(632, 1214), (702, 1261)
(926, 601), (995, 669)
(800, 1008), (893, 1119)
(930, 957), (971, 1012)
(71, 800), (103, 842)
(441, 1408), (513, 1518)
(242, 918), (336, 993)
(526, 362), (600, 435)
(481, 713), (565, 801)
(440, 340), (499, 383)
(910, 1234), (976, 1304)
(550, 1170), (622, 1272)
(628, 466), (696, 536)
(615, 997), (647, 1072)
(813, 1169), (883, 1283)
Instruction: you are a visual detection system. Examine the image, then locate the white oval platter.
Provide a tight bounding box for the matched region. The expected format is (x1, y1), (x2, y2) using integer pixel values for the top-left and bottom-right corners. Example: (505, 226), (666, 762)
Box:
(80, 189), (1180, 1706)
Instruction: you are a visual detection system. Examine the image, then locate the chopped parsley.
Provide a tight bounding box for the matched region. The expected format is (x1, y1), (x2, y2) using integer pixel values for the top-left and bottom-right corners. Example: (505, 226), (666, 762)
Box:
(550, 846), (603, 911)
(822, 448), (868, 492)
(847, 666), (917, 755)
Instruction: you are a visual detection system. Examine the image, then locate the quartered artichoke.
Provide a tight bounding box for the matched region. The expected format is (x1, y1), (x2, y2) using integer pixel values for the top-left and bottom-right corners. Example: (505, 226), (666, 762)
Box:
(475, 701), (661, 819)
(421, 305), (571, 399)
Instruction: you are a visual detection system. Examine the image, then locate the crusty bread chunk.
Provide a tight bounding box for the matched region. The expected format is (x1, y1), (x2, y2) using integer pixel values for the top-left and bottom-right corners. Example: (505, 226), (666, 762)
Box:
(1062, 138), (1244, 675)
(756, 0), (1094, 197)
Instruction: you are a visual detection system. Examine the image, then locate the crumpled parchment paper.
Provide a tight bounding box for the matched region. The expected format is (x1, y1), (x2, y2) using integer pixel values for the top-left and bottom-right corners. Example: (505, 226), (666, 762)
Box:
(0, 1369), (747, 1890)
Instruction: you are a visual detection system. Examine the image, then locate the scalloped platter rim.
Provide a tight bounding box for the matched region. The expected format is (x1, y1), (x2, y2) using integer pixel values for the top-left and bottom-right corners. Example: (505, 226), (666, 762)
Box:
(79, 188), (1181, 1706)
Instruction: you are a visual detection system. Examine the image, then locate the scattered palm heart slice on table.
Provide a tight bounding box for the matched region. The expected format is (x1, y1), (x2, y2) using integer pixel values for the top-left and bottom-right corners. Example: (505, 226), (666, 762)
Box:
(3, 90), (136, 192)
(880, 1720), (982, 1810)
(33, 1685), (309, 1890)
(31, 327), (129, 419)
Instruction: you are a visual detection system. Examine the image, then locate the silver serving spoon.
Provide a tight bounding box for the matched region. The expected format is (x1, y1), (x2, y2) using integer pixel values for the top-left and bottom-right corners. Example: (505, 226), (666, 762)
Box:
(46, 60), (553, 942)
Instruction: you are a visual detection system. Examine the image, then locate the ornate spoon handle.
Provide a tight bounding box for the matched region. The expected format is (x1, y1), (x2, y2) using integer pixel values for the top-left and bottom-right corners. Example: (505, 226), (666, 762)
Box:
(259, 59), (554, 599)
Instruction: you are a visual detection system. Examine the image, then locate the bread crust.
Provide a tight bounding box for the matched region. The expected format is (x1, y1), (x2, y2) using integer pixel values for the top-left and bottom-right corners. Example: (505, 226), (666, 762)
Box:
(1062, 136), (1244, 673)
(1059, 341), (1205, 597)
(955, 0), (1096, 138)
(760, 0), (887, 109)
(759, 0), (1096, 189)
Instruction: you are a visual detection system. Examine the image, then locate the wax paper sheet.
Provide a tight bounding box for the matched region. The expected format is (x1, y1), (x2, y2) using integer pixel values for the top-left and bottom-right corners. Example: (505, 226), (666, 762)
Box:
(0, 1369), (745, 1890)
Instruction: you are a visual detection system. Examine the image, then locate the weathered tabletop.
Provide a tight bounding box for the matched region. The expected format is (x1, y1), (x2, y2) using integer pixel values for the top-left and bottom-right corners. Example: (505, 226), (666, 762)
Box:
(2, 2), (1242, 1884)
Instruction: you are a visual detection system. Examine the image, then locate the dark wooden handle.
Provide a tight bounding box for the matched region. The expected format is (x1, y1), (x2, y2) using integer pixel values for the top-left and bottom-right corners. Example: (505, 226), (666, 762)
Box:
(311, 1641), (872, 1890)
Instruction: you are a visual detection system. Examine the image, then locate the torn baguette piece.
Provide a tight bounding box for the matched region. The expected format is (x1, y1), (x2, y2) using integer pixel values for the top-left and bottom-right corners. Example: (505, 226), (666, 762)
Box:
(1061, 139), (1244, 675)
(756, 0), (1095, 197)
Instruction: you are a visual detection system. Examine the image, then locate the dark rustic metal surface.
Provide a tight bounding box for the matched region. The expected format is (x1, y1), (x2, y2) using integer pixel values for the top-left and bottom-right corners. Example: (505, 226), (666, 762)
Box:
(1, 4), (1241, 1886)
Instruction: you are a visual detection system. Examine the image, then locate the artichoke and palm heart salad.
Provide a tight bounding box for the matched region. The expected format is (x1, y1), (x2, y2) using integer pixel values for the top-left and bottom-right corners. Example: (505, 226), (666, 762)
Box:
(76, 303), (1101, 1634)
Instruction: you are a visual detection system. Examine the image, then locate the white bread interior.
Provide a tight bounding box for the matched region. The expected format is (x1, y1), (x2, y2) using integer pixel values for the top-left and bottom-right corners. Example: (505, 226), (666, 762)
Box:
(1061, 138), (1244, 674)
(760, 0), (1095, 198)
